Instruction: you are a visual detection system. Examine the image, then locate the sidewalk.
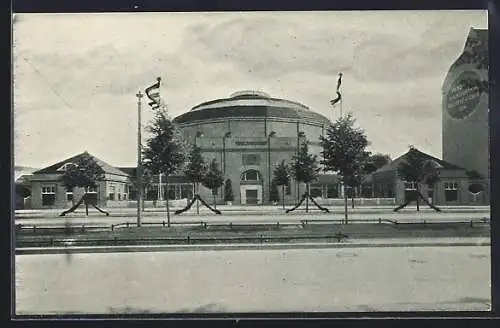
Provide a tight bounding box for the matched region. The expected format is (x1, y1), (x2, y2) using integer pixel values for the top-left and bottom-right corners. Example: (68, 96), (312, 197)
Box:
(15, 205), (491, 218)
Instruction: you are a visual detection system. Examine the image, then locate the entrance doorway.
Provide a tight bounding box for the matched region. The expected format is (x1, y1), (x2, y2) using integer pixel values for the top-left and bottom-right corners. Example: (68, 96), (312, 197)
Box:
(246, 189), (258, 204)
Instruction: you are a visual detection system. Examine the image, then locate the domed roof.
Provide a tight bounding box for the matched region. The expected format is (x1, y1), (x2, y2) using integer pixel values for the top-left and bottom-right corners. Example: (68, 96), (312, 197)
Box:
(173, 90), (330, 125)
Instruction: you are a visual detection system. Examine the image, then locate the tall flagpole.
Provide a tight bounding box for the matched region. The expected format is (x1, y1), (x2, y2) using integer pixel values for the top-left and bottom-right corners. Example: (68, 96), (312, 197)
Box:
(136, 91), (143, 227)
(339, 96), (343, 118)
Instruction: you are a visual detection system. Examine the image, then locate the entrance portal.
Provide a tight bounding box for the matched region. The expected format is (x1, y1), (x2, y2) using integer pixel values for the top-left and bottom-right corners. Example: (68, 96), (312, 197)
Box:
(246, 189), (258, 204)
(240, 169), (264, 205)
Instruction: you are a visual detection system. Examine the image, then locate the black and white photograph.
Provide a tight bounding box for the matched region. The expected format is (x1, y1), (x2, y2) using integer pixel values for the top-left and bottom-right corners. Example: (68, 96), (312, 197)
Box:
(12, 10), (490, 315)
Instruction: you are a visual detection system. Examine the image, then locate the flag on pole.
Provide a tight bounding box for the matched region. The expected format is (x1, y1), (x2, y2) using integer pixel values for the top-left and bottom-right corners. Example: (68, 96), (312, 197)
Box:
(145, 77), (162, 110)
(330, 72), (343, 107)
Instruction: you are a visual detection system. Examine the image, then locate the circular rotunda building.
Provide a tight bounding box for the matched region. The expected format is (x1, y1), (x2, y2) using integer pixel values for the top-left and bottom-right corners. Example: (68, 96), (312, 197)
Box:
(173, 90), (331, 205)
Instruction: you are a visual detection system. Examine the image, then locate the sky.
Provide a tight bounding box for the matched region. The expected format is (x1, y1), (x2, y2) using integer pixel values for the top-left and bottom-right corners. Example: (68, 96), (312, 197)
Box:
(12, 10), (488, 169)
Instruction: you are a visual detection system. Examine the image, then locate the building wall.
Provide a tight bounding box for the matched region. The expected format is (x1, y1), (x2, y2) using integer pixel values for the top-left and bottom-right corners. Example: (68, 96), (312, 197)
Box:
(373, 167), (488, 206)
(178, 118), (325, 205)
(442, 65), (489, 178)
(442, 28), (489, 178)
(28, 172), (130, 209)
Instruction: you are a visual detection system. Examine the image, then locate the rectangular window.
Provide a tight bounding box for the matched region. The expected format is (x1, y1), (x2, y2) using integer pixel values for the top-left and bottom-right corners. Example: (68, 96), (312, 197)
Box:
(66, 191), (73, 202)
(180, 184), (194, 199)
(41, 185), (56, 206)
(86, 186), (98, 204)
(404, 181), (417, 190)
(326, 183), (338, 198)
(242, 154), (260, 165)
(108, 185), (116, 201)
(310, 184), (322, 198)
(166, 185), (176, 200)
(445, 182), (458, 201)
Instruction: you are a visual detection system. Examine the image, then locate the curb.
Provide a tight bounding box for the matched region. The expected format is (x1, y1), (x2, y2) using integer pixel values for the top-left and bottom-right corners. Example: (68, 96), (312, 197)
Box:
(15, 240), (491, 255)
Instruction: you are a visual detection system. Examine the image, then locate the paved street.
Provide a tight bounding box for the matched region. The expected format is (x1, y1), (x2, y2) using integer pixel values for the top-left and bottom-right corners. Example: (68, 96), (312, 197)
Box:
(15, 245), (490, 314)
(15, 210), (490, 227)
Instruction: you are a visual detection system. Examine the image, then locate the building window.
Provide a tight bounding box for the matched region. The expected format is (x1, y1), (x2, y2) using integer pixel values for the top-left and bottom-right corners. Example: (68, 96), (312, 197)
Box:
(66, 190), (73, 202)
(166, 185), (176, 200)
(123, 193), (128, 200)
(180, 184), (194, 199)
(108, 185), (116, 201)
(242, 154), (260, 165)
(404, 181), (418, 190)
(86, 186), (98, 204)
(242, 169), (261, 181)
(41, 185), (56, 206)
(326, 184), (338, 198)
(445, 182), (458, 201)
(310, 184), (322, 198)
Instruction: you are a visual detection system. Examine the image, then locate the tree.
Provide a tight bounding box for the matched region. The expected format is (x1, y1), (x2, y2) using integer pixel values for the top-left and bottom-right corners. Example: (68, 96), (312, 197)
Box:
(60, 152), (106, 216)
(364, 153), (391, 174)
(466, 170), (484, 179)
(224, 179), (234, 204)
(143, 109), (186, 227)
(184, 145), (208, 214)
(202, 159), (224, 209)
(273, 160), (290, 209)
(344, 153), (371, 209)
(269, 180), (280, 205)
(290, 142), (321, 212)
(320, 114), (370, 224)
(129, 168), (153, 209)
(394, 146), (441, 212)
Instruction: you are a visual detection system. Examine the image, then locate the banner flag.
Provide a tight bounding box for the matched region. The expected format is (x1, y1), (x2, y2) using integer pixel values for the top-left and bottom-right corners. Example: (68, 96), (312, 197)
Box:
(145, 77), (162, 110)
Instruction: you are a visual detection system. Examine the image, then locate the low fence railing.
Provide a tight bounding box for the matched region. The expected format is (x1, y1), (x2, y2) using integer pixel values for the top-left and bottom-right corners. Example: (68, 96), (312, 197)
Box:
(16, 232), (351, 248)
(15, 217), (490, 235)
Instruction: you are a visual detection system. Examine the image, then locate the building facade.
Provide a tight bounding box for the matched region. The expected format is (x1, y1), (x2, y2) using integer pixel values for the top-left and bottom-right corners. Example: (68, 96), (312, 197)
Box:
(172, 90), (332, 205)
(23, 152), (131, 209)
(372, 148), (490, 206)
(442, 27), (489, 179)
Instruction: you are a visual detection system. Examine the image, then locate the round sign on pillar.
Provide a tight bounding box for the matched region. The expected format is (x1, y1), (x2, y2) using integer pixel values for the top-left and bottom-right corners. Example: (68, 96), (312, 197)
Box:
(444, 71), (483, 120)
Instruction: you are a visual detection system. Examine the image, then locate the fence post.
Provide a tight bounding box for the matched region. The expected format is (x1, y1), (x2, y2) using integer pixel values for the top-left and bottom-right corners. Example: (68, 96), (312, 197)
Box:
(33, 225), (36, 233)
(81, 225), (85, 233)
(111, 224), (114, 231)
(378, 218), (381, 224)
(277, 221), (280, 229)
(187, 235), (191, 244)
(126, 222), (129, 228)
(50, 238), (54, 246)
(229, 222), (232, 230)
(163, 220), (166, 227)
(260, 234), (263, 243)
(204, 222), (207, 229)
(470, 220), (474, 228)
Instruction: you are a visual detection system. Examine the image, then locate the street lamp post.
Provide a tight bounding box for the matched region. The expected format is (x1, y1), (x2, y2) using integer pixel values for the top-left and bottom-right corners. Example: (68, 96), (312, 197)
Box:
(222, 132), (232, 175)
(194, 131), (204, 214)
(296, 131), (305, 202)
(267, 131), (276, 204)
(136, 91), (143, 227)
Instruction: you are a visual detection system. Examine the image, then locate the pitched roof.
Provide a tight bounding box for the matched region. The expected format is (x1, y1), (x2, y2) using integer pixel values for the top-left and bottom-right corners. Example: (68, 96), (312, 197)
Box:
(33, 152), (131, 177)
(373, 148), (465, 174)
